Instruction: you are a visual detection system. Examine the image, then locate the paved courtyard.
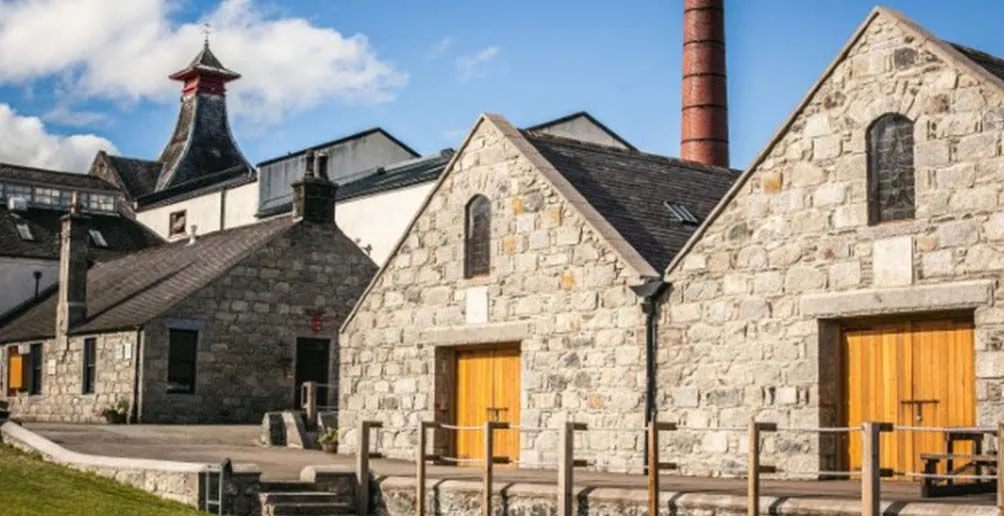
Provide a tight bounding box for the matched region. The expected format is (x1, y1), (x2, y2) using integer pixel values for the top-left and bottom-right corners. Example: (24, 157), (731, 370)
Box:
(26, 423), (996, 506)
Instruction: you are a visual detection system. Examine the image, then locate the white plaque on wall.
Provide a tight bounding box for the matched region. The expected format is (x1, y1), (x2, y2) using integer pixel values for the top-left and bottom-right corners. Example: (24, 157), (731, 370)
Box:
(466, 286), (489, 325)
(46, 358), (56, 376)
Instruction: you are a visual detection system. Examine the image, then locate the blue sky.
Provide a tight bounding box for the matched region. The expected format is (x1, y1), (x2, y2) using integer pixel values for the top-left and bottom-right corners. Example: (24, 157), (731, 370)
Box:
(2, 0), (1004, 172)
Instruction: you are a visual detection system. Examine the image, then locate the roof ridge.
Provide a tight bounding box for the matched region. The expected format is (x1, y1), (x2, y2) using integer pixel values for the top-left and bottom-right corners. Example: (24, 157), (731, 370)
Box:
(523, 130), (741, 176)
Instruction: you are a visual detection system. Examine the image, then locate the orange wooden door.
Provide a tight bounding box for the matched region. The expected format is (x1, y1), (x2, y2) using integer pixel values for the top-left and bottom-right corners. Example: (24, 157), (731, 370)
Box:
(844, 320), (974, 476)
(454, 345), (521, 464)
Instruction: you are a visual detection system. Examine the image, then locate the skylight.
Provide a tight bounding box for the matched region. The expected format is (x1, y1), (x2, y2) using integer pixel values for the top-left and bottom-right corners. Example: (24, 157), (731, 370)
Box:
(89, 229), (108, 248)
(15, 222), (33, 241)
(664, 201), (700, 224)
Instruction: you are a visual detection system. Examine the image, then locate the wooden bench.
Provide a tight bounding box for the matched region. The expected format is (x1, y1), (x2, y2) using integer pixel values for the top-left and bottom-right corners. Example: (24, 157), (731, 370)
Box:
(919, 452), (997, 498)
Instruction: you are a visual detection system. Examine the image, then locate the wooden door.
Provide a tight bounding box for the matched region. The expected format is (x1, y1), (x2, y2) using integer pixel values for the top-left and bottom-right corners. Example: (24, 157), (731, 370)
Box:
(843, 320), (974, 476)
(294, 338), (330, 409)
(454, 344), (521, 464)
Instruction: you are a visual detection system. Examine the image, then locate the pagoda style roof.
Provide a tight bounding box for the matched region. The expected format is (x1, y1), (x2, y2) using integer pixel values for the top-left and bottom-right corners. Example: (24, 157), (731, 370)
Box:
(168, 42), (241, 82)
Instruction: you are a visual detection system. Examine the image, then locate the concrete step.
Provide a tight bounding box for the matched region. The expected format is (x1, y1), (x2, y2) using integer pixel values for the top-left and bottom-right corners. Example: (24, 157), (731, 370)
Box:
(258, 481), (326, 492)
(260, 492), (346, 506)
(266, 502), (355, 515)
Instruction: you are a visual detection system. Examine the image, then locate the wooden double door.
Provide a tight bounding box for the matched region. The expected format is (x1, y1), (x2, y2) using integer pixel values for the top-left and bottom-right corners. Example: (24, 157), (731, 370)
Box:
(843, 319), (975, 475)
(454, 344), (521, 463)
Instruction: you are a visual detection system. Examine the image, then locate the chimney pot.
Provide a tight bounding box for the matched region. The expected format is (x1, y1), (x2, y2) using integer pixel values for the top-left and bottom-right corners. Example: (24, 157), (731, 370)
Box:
(681, 0), (729, 167)
(188, 224), (198, 245)
(315, 152), (329, 180)
(292, 163), (337, 225)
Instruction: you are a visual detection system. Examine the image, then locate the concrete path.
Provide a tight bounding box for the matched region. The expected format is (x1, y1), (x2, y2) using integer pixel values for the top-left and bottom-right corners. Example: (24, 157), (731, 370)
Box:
(27, 423), (996, 505)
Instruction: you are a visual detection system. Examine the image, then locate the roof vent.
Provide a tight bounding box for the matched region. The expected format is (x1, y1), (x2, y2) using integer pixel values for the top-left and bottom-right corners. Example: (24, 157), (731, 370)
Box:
(664, 201), (700, 225)
(15, 222), (33, 241)
(440, 148), (455, 159)
(187, 224), (198, 245)
(7, 196), (28, 212)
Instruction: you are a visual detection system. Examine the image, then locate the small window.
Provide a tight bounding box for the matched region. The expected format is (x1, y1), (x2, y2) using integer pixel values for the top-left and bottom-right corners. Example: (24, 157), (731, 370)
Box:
(464, 195), (491, 278)
(6, 184), (31, 201)
(167, 329), (198, 394)
(29, 343), (42, 395)
(867, 113), (915, 224)
(82, 338), (96, 394)
(664, 201), (700, 224)
(88, 229), (108, 248)
(15, 223), (33, 241)
(169, 210), (187, 237)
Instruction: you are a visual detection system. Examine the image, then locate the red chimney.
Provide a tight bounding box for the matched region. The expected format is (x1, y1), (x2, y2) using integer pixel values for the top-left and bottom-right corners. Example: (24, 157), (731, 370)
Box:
(681, 0), (729, 167)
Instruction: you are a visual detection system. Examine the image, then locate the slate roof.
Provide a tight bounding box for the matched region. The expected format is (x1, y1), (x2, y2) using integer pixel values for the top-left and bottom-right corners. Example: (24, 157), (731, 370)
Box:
(256, 128), (420, 168)
(0, 217), (295, 343)
(0, 163), (118, 192)
(0, 207), (161, 262)
(169, 42), (241, 80)
(256, 151), (452, 218)
(100, 154), (161, 199)
(524, 132), (739, 272)
(950, 43), (1004, 82)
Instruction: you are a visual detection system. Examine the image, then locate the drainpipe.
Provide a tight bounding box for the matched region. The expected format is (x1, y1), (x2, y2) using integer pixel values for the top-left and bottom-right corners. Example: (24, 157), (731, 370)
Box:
(131, 327), (145, 424)
(630, 277), (669, 475)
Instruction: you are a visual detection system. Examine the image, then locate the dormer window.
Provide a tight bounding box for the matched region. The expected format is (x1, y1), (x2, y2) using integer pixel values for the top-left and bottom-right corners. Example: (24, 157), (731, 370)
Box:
(88, 229), (108, 248)
(169, 210), (187, 237)
(867, 114), (915, 224)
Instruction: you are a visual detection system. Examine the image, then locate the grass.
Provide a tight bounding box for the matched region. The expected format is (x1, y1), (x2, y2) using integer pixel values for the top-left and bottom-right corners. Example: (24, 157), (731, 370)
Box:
(0, 444), (204, 516)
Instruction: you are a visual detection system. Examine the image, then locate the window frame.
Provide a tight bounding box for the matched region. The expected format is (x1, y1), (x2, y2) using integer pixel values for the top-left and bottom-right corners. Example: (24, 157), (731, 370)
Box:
(82, 338), (96, 394)
(463, 195), (492, 278)
(166, 329), (198, 394)
(867, 113), (916, 225)
(29, 343), (42, 395)
(168, 210), (188, 237)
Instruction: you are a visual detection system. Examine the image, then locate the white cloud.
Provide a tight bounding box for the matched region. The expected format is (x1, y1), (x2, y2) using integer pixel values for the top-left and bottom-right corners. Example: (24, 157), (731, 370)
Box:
(43, 105), (113, 128)
(456, 46), (500, 82)
(0, 0), (408, 124)
(427, 36), (454, 61)
(0, 103), (117, 172)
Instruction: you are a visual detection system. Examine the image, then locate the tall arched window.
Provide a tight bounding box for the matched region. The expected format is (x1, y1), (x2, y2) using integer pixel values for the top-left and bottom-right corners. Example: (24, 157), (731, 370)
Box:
(867, 113), (915, 224)
(464, 195), (491, 277)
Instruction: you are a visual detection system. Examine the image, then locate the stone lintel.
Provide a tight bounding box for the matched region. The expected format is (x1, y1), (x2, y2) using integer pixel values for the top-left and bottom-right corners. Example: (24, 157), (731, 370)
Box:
(417, 322), (531, 347)
(800, 280), (994, 318)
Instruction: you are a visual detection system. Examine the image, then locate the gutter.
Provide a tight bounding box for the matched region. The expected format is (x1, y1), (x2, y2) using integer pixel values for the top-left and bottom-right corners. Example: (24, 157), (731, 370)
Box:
(630, 277), (669, 475)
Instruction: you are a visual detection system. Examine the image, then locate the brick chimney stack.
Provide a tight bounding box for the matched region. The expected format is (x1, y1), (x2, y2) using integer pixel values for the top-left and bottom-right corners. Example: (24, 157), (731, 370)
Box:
(681, 0), (729, 167)
(56, 193), (89, 338)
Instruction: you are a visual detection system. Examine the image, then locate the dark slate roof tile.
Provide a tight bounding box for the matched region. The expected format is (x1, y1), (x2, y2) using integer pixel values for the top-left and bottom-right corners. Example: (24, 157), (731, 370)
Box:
(0, 207), (161, 261)
(950, 43), (1004, 82)
(0, 163), (118, 191)
(524, 132), (739, 272)
(104, 155), (161, 199)
(0, 217), (295, 343)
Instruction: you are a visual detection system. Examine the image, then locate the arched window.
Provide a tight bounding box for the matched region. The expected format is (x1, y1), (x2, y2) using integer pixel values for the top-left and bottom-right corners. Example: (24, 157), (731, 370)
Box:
(867, 113), (915, 224)
(464, 195), (491, 277)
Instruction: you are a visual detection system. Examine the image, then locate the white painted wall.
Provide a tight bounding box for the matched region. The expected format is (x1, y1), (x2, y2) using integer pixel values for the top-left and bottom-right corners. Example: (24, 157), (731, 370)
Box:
(0, 257), (58, 316)
(135, 181), (260, 241)
(336, 182), (435, 266)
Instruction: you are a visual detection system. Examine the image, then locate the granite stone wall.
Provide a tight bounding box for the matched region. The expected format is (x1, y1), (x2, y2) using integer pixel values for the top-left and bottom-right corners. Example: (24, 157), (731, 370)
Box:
(339, 118), (651, 472)
(4, 331), (138, 423)
(660, 12), (1004, 476)
(139, 222), (376, 423)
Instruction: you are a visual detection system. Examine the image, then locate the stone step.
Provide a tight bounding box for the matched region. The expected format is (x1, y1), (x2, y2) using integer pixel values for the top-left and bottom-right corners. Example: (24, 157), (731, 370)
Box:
(259, 481), (327, 492)
(266, 502), (355, 516)
(260, 492), (348, 506)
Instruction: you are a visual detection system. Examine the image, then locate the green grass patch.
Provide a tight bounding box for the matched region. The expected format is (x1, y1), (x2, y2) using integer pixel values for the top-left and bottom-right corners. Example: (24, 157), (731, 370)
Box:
(0, 444), (204, 516)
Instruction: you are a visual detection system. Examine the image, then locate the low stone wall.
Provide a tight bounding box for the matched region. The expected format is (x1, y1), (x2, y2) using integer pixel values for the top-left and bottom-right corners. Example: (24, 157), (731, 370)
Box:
(0, 421), (261, 513)
(371, 476), (996, 516)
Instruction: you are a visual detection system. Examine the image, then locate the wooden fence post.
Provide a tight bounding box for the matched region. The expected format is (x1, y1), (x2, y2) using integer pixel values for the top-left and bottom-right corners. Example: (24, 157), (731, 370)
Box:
(356, 420), (382, 516)
(861, 422), (891, 516)
(558, 421), (586, 516)
(417, 421), (438, 516)
(303, 381), (317, 429)
(997, 422), (1003, 516)
(648, 420), (659, 516)
(483, 421), (508, 516)
(747, 420), (777, 516)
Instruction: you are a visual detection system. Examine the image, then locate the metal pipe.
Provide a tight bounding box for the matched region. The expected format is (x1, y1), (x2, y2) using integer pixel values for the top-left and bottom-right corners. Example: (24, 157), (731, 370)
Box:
(631, 278), (669, 474)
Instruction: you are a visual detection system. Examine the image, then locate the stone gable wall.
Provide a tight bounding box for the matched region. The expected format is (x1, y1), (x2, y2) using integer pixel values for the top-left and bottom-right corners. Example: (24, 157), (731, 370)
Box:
(5, 331), (138, 422)
(139, 222), (377, 423)
(339, 120), (650, 472)
(660, 14), (1004, 475)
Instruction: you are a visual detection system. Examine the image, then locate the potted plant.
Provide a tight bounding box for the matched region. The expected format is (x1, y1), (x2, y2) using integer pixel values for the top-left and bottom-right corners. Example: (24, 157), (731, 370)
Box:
(318, 429), (338, 454)
(101, 399), (129, 424)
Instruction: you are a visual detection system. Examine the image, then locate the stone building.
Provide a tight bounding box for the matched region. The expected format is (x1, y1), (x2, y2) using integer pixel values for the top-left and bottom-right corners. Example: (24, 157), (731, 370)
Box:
(659, 7), (1004, 476)
(338, 114), (737, 471)
(0, 162), (376, 423)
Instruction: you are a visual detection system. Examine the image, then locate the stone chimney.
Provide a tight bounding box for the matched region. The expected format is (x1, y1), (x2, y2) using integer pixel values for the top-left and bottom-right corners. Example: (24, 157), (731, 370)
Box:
(292, 150), (337, 224)
(56, 193), (89, 337)
(681, 0), (729, 167)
